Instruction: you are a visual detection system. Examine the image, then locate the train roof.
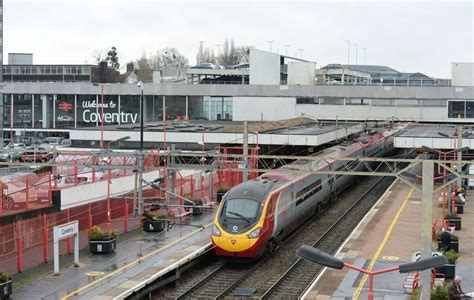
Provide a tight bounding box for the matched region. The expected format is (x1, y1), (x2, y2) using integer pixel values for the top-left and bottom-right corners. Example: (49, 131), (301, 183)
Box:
(226, 177), (287, 202)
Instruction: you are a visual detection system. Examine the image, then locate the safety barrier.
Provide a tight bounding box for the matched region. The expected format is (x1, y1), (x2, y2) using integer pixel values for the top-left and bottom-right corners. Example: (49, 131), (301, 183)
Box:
(0, 172), (52, 217)
(0, 165), (244, 274)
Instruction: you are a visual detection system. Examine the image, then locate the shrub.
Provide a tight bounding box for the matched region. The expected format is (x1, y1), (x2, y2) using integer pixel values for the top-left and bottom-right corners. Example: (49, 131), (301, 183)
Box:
(442, 249), (459, 264)
(88, 225), (117, 241)
(410, 288), (419, 300)
(0, 271), (10, 284)
(217, 187), (228, 193)
(430, 285), (448, 300)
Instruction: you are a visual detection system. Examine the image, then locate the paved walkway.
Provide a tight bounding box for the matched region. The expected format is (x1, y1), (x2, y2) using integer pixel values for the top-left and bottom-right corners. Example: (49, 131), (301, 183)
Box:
(305, 180), (474, 299)
(11, 210), (216, 300)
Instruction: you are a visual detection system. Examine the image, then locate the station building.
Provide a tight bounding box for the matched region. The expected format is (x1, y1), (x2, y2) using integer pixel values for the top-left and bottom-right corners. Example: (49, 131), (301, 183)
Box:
(0, 49), (473, 139)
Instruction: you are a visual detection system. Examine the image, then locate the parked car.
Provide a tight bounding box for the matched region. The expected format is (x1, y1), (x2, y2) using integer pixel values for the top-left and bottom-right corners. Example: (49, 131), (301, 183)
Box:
(190, 63), (216, 69)
(44, 137), (64, 145)
(0, 143), (26, 162)
(19, 146), (53, 163)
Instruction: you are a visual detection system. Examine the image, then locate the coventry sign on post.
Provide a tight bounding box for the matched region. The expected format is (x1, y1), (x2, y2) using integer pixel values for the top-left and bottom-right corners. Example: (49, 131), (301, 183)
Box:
(53, 221), (79, 275)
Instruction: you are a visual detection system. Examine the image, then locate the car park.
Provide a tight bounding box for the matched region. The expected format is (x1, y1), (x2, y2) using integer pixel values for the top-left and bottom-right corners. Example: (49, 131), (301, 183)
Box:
(0, 143), (26, 162)
(44, 137), (64, 145)
(19, 146), (53, 162)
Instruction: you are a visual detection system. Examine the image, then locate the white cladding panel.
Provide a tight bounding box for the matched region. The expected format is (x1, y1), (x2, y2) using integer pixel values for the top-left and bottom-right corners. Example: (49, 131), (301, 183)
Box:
(233, 97), (296, 121)
(295, 104), (450, 122)
(287, 62), (316, 85)
(249, 49), (281, 85)
(452, 62), (474, 87)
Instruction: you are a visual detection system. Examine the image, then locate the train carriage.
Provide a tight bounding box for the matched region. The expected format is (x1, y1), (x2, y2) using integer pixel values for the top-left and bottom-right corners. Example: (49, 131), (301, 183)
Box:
(211, 125), (405, 259)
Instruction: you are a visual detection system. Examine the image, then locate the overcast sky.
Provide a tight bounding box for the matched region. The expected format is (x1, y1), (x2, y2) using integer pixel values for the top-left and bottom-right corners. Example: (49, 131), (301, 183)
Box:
(4, 0), (473, 78)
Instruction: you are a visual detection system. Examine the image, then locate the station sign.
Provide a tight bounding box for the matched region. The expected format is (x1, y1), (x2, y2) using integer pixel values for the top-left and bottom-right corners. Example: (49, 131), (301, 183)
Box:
(53, 220), (79, 274)
(53, 221), (78, 240)
(56, 99), (139, 124)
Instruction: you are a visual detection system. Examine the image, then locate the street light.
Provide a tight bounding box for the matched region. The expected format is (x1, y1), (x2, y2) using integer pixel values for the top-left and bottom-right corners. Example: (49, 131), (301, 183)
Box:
(353, 43), (358, 64)
(137, 82), (144, 215)
(267, 40), (275, 52)
(297, 245), (447, 300)
(345, 40), (350, 64)
(298, 48), (304, 59)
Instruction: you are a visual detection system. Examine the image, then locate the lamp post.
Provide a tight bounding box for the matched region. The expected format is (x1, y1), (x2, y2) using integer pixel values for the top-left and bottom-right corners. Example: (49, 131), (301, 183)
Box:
(104, 136), (130, 232)
(298, 48), (304, 59)
(353, 43), (358, 64)
(345, 40), (350, 64)
(137, 82), (144, 215)
(297, 245), (448, 300)
(267, 40), (275, 52)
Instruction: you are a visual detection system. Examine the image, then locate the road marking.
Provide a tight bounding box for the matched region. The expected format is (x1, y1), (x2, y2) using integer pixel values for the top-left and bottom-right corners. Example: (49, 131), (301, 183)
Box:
(352, 187), (413, 299)
(381, 256), (400, 261)
(61, 223), (212, 300)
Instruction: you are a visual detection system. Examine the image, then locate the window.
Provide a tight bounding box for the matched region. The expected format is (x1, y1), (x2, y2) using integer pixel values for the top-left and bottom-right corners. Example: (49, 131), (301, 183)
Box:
(297, 97), (318, 104)
(296, 179), (322, 206)
(320, 97), (344, 105)
(346, 98), (369, 105)
(422, 99), (447, 107)
(466, 101), (474, 118)
(371, 99), (395, 106)
(397, 99), (420, 107)
(448, 101), (465, 118)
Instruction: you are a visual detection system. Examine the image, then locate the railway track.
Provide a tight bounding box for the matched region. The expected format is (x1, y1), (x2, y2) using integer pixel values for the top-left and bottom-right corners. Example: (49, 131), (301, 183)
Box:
(175, 263), (250, 299)
(259, 176), (389, 299)
(155, 152), (414, 299)
(158, 175), (393, 299)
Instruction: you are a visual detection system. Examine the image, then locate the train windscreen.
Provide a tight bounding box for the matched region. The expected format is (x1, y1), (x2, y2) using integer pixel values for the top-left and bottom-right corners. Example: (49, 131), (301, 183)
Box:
(219, 199), (263, 233)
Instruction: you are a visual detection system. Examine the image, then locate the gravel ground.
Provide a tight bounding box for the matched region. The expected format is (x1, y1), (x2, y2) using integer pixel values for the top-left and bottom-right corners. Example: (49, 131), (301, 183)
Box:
(154, 175), (393, 299)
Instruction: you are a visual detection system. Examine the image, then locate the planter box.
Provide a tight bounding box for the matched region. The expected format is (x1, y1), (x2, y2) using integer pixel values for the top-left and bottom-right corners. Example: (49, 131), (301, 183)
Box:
(192, 205), (203, 215)
(89, 239), (116, 254)
(437, 239), (459, 253)
(0, 280), (12, 299)
(216, 191), (226, 203)
(455, 204), (464, 214)
(446, 216), (461, 230)
(142, 220), (166, 232)
(436, 264), (456, 279)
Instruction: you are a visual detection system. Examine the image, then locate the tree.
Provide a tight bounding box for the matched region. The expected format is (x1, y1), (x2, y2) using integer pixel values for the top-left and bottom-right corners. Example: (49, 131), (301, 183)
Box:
(135, 54), (153, 82)
(106, 46), (120, 70)
(150, 48), (189, 69)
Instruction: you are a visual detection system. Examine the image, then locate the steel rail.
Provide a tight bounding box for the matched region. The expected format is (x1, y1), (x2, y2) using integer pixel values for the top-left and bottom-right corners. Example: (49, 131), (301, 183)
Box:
(260, 175), (388, 299)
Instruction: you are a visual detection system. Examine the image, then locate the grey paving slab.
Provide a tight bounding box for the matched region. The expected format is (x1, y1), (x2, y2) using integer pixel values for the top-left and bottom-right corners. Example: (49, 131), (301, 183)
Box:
(12, 210), (216, 300)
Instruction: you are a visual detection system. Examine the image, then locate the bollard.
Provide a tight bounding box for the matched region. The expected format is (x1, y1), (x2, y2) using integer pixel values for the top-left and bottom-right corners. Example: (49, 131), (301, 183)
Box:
(16, 221), (22, 273)
(43, 214), (48, 263)
(25, 176), (29, 211)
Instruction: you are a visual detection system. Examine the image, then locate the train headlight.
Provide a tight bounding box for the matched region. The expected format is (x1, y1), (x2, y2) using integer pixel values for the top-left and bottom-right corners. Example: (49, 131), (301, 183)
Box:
(247, 227), (262, 239)
(212, 224), (221, 237)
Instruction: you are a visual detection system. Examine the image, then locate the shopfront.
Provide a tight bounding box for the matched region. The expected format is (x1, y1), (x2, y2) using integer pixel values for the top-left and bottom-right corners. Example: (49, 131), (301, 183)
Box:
(1, 94), (234, 129)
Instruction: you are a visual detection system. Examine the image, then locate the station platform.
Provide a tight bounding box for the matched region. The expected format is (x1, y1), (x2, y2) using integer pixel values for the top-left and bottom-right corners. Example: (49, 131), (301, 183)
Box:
(304, 179), (474, 299)
(10, 209), (216, 300)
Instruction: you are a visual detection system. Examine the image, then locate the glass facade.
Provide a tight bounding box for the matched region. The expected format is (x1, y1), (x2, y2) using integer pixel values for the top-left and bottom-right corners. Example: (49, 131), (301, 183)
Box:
(12, 94), (32, 128)
(1, 93), (473, 130)
(77, 95), (98, 127)
(203, 96), (233, 121)
(120, 95), (141, 124)
(55, 94), (75, 128)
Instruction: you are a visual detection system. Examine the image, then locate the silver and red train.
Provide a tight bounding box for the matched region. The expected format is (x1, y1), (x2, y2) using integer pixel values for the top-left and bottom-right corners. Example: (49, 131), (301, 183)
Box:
(211, 125), (406, 258)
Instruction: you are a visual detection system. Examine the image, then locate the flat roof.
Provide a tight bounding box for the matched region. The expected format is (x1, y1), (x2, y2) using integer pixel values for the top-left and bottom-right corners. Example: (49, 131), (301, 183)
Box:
(394, 124), (474, 149)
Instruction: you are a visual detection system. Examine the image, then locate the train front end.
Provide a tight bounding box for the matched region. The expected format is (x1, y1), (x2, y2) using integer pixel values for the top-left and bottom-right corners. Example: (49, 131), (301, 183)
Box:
(211, 181), (272, 259)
